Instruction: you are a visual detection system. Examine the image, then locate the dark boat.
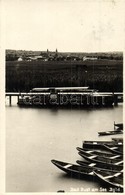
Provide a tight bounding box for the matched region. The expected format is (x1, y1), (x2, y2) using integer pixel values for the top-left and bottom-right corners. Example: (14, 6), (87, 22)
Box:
(94, 170), (123, 191)
(76, 147), (123, 159)
(78, 152), (123, 168)
(51, 159), (96, 179)
(82, 140), (123, 149)
(103, 144), (123, 155)
(57, 190), (65, 193)
(76, 160), (123, 172)
(112, 137), (123, 142)
(17, 87), (114, 107)
(114, 123), (123, 130)
(98, 130), (123, 136)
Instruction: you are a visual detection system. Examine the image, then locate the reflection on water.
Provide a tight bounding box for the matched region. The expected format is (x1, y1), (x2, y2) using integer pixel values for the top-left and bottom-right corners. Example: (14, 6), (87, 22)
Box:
(6, 98), (123, 192)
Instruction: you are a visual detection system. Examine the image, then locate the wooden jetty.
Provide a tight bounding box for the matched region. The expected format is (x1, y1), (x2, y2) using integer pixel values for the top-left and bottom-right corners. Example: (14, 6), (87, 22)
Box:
(5, 91), (123, 106)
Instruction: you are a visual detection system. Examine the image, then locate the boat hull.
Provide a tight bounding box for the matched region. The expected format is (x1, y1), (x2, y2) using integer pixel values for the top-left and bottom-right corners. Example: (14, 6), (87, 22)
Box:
(17, 93), (114, 107)
(98, 130), (123, 136)
(103, 145), (123, 155)
(76, 147), (123, 159)
(82, 140), (123, 149)
(78, 152), (123, 170)
(76, 160), (123, 172)
(94, 170), (123, 192)
(51, 159), (95, 180)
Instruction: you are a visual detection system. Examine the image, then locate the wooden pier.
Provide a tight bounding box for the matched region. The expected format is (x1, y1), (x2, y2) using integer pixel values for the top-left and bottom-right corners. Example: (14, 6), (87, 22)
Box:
(5, 92), (123, 106)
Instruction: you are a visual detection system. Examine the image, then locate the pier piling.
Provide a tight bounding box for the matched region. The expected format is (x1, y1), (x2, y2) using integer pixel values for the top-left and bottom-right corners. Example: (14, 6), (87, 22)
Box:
(114, 95), (118, 106)
(9, 96), (12, 106)
(17, 95), (19, 102)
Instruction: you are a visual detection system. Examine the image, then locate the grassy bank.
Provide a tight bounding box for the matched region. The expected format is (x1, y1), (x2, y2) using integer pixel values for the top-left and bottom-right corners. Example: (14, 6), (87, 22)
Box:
(6, 59), (123, 92)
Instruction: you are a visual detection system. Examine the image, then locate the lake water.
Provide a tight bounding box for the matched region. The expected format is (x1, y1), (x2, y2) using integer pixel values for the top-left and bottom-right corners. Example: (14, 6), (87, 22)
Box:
(6, 97), (123, 192)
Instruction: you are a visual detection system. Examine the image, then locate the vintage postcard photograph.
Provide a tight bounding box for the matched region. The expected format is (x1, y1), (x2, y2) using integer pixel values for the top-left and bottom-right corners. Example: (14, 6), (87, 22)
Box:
(1, 0), (124, 194)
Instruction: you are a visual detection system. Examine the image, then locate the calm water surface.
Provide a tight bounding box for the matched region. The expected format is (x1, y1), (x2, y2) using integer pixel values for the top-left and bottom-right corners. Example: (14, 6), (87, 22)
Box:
(6, 98), (123, 192)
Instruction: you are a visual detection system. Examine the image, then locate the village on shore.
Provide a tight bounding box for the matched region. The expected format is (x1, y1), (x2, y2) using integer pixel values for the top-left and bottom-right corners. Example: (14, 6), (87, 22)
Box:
(6, 49), (123, 62)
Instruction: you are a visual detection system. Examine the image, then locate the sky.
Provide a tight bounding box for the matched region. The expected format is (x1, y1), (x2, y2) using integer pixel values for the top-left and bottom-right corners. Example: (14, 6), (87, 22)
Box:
(1, 0), (125, 52)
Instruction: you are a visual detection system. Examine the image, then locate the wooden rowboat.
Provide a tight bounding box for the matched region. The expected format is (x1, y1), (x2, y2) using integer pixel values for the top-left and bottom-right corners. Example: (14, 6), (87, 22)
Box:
(94, 169), (123, 191)
(98, 130), (123, 136)
(51, 159), (96, 179)
(112, 138), (123, 142)
(82, 140), (123, 149)
(103, 144), (123, 155)
(76, 147), (123, 159)
(78, 152), (123, 168)
(76, 160), (122, 172)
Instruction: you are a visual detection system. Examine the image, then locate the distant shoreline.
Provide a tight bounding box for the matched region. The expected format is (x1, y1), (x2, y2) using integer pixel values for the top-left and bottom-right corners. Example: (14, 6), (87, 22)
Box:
(6, 49), (123, 61)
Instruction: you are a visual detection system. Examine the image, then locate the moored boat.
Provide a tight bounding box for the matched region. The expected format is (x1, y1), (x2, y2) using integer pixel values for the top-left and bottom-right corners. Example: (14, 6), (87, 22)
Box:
(76, 160), (123, 172)
(51, 159), (96, 179)
(82, 140), (123, 149)
(94, 169), (123, 191)
(78, 152), (123, 168)
(17, 87), (114, 107)
(103, 144), (123, 155)
(76, 147), (123, 159)
(112, 137), (123, 142)
(98, 130), (123, 136)
(114, 122), (123, 130)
